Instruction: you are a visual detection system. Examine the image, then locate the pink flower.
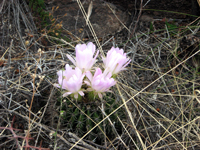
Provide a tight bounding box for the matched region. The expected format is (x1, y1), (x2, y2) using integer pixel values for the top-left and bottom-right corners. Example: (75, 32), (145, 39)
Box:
(102, 47), (131, 75)
(54, 64), (85, 99)
(67, 42), (99, 72)
(85, 68), (116, 99)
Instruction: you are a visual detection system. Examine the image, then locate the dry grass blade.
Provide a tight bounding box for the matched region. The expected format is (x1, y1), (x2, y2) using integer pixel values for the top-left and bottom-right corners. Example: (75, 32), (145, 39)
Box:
(1, 0), (200, 149)
(86, 0), (93, 26)
(116, 84), (146, 150)
(76, 0), (104, 56)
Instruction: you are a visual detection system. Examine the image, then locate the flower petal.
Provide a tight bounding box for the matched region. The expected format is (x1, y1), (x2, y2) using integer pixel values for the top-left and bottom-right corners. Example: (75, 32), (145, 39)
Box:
(63, 91), (72, 97)
(72, 42), (98, 72)
(78, 91), (84, 96)
(67, 54), (76, 66)
(86, 68), (116, 99)
(103, 47), (131, 75)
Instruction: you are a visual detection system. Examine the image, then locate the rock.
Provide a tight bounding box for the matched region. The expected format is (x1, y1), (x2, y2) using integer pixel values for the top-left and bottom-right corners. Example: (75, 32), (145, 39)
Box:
(47, 0), (129, 38)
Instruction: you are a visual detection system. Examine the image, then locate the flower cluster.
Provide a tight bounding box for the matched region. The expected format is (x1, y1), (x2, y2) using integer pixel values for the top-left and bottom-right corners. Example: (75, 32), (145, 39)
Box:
(54, 42), (131, 100)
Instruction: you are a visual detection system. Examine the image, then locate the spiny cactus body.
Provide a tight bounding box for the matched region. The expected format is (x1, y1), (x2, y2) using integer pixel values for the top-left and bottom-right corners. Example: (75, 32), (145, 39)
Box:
(58, 94), (125, 143)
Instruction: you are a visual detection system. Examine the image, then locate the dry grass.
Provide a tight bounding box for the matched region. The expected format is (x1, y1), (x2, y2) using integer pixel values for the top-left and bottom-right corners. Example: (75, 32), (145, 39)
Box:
(0, 0), (200, 149)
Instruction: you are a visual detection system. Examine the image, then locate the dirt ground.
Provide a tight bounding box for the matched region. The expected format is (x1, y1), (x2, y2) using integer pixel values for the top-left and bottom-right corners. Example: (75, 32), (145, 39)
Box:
(106, 0), (194, 18)
(0, 0), (200, 149)
(43, 0), (199, 41)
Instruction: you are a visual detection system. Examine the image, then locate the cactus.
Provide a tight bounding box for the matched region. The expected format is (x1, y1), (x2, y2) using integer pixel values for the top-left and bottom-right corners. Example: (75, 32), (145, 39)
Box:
(57, 93), (125, 144)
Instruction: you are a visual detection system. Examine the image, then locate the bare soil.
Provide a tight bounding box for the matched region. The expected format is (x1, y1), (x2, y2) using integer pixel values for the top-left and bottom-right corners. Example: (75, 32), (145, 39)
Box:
(0, 0), (200, 149)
